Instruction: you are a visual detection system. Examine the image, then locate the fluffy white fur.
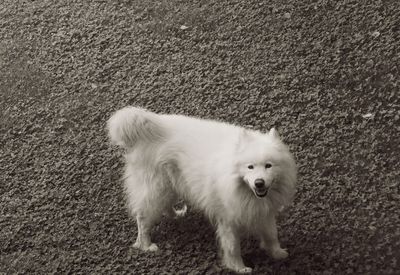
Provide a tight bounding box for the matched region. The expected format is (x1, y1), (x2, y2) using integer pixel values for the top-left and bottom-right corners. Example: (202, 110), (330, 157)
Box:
(107, 107), (297, 273)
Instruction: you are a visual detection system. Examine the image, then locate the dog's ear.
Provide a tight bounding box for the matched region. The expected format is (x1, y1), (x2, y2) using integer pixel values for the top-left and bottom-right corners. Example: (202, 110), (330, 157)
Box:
(269, 127), (280, 139)
(237, 129), (251, 151)
(239, 129), (250, 141)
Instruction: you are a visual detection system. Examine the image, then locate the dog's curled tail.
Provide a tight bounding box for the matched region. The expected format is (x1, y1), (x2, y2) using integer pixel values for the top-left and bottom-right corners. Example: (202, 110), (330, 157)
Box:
(107, 107), (164, 148)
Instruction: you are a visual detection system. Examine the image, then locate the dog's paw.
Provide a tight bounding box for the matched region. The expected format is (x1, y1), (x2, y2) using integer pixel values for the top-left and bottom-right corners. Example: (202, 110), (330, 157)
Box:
(237, 267), (253, 274)
(270, 248), (288, 260)
(164, 204), (187, 219)
(147, 243), (159, 252)
(133, 242), (159, 252)
(174, 204), (187, 218)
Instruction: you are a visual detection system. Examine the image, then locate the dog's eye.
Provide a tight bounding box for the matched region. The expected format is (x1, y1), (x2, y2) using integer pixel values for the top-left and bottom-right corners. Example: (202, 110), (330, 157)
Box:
(265, 163), (272, 169)
(247, 165), (254, 169)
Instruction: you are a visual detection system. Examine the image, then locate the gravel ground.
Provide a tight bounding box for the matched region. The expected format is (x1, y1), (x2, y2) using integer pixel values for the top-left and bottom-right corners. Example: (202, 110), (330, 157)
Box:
(1, 0), (399, 274)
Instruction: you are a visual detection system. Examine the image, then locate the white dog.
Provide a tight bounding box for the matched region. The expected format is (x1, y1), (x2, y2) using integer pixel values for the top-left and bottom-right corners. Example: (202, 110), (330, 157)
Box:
(108, 107), (297, 273)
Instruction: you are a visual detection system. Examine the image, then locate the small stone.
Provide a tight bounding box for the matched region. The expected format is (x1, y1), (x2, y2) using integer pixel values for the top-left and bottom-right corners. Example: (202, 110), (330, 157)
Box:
(362, 113), (373, 119)
(284, 12), (291, 19)
(371, 31), (380, 37)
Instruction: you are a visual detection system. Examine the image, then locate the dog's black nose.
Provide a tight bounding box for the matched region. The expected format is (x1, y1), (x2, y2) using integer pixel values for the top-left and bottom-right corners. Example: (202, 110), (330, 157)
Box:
(254, 179), (265, 188)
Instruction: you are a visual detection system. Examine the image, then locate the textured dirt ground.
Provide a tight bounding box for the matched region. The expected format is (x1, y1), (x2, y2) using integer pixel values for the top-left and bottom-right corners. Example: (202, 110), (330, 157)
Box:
(1, 0), (399, 274)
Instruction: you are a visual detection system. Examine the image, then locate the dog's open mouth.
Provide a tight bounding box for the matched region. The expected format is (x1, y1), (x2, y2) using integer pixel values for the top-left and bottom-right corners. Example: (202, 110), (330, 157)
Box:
(254, 187), (268, 198)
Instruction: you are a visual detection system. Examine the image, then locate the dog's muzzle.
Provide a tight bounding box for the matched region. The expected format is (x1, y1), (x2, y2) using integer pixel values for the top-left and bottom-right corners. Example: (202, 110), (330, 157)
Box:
(254, 179), (269, 198)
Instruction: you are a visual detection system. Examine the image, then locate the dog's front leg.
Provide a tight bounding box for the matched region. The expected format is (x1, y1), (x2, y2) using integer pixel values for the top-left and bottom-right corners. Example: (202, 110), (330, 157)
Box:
(217, 223), (252, 273)
(259, 214), (288, 260)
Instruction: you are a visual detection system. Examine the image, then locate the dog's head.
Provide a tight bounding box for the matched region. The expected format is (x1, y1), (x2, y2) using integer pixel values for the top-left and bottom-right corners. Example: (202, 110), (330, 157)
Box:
(241, 162), (275, 198)
(235, 128), (296, 200)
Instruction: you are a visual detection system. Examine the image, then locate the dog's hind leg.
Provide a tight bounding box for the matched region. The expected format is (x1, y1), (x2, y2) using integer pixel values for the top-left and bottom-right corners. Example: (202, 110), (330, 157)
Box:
(125, 173), (169, 252)
(132, 188), (174, 252)
(259, 214), (288, 260)
(133, 212), (160, 252)
(217, 222), (252, 273)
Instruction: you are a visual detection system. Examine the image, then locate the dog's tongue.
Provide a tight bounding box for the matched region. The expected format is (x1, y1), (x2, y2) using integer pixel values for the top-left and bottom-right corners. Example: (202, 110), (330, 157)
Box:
(255, 188), (268, 197)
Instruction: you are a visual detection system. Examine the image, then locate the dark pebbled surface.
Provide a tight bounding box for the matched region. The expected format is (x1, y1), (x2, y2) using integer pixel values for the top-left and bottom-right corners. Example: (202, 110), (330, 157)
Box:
(1, 0), (399, 274)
